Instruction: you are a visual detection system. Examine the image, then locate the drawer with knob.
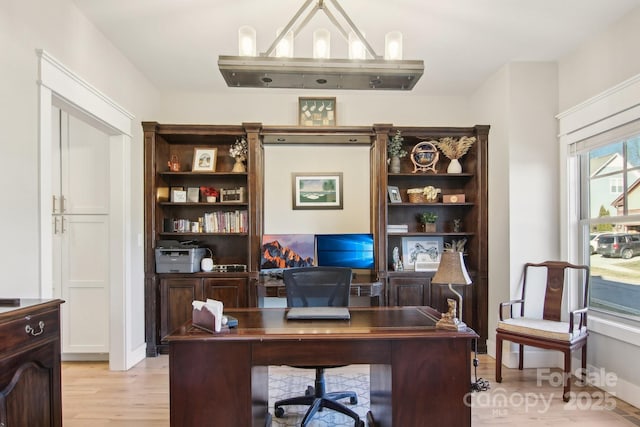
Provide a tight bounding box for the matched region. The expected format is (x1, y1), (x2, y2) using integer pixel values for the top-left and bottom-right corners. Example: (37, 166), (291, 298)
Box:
(0, 307), (60, 353)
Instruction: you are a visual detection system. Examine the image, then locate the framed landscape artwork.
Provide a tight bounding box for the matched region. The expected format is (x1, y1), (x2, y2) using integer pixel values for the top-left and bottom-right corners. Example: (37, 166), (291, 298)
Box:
(292, 172), (343, 210)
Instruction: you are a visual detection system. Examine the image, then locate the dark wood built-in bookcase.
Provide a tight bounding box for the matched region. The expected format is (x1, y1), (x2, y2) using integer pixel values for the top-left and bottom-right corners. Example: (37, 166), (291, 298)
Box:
(143, 122), (488, 354)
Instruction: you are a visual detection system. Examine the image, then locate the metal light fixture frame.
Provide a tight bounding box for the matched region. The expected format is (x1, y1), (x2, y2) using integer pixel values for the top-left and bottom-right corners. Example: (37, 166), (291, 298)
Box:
(218, 0), (424, 90)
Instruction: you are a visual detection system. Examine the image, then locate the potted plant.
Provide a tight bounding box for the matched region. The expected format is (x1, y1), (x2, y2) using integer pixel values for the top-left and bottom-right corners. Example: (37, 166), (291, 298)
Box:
(200, 186), (219, 203)
(417, 211), (437, 232)
(387, 130), (407, 173)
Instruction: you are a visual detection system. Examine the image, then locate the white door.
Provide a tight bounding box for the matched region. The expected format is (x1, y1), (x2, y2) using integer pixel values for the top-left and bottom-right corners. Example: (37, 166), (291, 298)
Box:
(52, 107), (111, 355)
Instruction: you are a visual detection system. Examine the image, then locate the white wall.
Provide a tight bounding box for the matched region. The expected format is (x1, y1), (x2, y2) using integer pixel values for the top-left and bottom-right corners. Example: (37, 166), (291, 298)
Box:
(558, 7), (640, 111)
(155, 90), (469, 127)
(0, 0), (159, 356)
(264, 145), (371, 234)
(469, 62), (559, 365)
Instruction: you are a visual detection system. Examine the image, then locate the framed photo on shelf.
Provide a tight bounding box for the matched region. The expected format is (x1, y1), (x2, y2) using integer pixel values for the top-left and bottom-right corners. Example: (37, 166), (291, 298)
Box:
(401, 236), (443, 270)
(388, 186), (402, 203)
(292, 172), (343, 210)
(298, 97), (336, 126)
(192, 147), (217, 172)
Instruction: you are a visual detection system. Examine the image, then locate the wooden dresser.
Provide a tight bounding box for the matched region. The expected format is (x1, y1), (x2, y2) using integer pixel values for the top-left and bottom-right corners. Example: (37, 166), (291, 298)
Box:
(0, 299), (63, 427)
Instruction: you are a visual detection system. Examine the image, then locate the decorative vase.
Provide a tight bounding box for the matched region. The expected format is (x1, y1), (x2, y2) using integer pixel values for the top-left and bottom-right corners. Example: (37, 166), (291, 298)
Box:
(390, 156), (401, 173)
(447, 158), (462, 174)
(232, 157), (246, 173)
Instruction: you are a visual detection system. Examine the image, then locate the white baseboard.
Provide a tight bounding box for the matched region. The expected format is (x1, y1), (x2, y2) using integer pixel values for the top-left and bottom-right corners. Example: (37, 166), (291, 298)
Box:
(491, 339), (563, 369)
(62, 353), (109, 362)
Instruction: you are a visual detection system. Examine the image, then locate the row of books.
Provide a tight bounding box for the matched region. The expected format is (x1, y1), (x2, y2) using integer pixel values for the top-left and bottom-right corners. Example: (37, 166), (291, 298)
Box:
(165, 210), (248, 233)
(387, 224), (409, 233)
(203, 210), (248, 233)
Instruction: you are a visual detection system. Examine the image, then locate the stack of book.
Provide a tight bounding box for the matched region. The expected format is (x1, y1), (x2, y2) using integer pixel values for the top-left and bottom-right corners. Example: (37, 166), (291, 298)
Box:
(387, 224), (409, 233)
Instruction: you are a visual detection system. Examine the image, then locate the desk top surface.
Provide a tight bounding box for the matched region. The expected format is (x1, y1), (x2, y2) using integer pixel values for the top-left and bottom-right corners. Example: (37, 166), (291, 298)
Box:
(167, 306), (478, 342)
(0, 298), (63, 319)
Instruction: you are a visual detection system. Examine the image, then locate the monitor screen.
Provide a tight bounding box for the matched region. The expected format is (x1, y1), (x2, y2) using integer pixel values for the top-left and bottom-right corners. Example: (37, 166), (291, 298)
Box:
(315, 233), (374, 270)
(260, 234), (315, 272)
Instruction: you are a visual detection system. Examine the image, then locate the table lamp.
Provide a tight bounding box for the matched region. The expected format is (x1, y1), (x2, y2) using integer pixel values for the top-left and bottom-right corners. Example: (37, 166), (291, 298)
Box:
(432, 251), (472, 330)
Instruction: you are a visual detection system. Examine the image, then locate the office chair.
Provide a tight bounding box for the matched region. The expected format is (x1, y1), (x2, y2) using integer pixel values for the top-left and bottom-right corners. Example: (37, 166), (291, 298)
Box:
(274, 266), (364, 427)
(496, 261), (590, 401)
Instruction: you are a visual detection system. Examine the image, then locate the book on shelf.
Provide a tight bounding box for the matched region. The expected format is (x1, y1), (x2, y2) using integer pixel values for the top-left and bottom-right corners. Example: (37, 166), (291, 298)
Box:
(387, 224), (409, 233)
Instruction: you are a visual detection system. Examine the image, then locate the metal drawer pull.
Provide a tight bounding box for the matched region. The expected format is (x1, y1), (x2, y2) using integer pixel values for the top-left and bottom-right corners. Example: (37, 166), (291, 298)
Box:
(25, 321), (45, 336)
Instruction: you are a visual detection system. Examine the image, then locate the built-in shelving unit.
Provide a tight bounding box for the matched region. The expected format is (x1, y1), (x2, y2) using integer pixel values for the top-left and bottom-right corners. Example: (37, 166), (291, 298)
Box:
(373, 124), (489, 350)
(142, 122), (263, 355)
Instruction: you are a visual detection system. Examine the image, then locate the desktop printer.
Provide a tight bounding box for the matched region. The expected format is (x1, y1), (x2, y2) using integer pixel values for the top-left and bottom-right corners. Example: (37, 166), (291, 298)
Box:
(155, 240), (206, 273)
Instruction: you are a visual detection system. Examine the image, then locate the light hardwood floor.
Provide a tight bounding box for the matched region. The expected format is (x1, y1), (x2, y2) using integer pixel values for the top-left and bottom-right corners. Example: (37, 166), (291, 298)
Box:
(61, 355), (640, 426)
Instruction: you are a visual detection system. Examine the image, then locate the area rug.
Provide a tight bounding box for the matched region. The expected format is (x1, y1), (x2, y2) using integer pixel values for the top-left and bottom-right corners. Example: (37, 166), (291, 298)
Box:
(269, 365), (370, 427)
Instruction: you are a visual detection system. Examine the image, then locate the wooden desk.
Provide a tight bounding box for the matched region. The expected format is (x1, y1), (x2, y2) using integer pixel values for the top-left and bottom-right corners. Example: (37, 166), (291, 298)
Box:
(167, 306), (477, 427)
(0, 299), (63, 427)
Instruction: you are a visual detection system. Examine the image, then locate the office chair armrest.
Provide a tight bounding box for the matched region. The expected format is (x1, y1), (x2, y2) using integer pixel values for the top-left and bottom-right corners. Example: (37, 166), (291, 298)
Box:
(499, 299), (525, 321)
(569, 307), (588, 331)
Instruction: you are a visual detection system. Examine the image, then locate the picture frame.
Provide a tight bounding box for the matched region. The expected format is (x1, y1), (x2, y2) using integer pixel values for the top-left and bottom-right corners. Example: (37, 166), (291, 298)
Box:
(292, 172), (343, 210)
(298, 97), (336, 126)
(401, 236), (443, 270)
(388, 185), (402, 203)
(192, 147), (217, 172)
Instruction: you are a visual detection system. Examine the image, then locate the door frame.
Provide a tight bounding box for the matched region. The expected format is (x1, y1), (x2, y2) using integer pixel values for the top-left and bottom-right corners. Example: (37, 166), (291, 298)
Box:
(37, 50), (143, 370)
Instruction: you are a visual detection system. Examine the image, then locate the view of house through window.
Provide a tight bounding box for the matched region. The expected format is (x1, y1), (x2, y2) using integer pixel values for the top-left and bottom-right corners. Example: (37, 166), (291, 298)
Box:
(582, 135), (640, 318)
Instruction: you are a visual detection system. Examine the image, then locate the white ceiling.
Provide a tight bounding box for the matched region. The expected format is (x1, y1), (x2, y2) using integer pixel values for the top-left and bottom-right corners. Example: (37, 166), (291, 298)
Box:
(73, 0), (640, 96)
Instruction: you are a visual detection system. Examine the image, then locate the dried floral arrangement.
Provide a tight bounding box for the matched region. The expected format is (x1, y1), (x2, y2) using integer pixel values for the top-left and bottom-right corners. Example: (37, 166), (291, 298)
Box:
(434, 136), (476, 160)
(444, 238), (467, 253)
(230, 137), (248, 161)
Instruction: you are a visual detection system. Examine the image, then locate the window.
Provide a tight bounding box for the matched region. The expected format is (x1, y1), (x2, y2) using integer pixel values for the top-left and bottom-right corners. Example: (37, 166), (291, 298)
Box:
(609, 177), (623, 194)
(579, 136), (640, 318)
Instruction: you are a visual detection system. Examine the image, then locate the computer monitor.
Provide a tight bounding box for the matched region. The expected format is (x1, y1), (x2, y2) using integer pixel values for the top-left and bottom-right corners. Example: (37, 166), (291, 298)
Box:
(315, 233), (374, 270)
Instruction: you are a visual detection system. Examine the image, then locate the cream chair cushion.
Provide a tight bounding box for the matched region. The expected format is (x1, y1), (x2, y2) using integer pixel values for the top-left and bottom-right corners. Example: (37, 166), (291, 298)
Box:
(497, 317), (587, 342)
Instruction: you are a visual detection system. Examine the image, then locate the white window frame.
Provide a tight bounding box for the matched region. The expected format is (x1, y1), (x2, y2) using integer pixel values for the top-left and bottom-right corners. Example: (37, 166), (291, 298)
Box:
(557, 72), (640, 347)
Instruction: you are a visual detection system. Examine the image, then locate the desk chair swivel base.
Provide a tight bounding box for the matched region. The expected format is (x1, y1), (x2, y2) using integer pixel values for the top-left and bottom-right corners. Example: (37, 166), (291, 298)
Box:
(274, 367), (364, 427)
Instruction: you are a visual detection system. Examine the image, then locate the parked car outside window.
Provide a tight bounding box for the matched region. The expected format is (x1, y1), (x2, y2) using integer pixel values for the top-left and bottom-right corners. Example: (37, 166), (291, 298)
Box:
(590, 233), (603, 254)
(596, 233), (640, 259)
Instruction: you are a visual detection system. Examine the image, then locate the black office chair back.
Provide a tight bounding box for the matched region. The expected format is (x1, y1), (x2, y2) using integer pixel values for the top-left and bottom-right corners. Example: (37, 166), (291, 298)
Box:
(283, 267), (352, 307)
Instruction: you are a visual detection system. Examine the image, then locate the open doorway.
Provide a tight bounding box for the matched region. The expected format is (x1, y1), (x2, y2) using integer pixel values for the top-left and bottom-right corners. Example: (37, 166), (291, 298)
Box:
(38, 50), (144, 370)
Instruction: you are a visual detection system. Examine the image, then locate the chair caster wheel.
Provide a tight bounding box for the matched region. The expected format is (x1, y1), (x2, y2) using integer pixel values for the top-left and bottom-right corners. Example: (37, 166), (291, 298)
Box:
(350, 396), (358, 404)
(366, 411), (377, 427)
(305, 386), (314, 396)
(274, 407), (285, 418)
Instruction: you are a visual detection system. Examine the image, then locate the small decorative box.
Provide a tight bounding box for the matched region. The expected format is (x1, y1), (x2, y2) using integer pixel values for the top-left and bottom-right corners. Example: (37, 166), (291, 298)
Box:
(443, 194), (465, 203)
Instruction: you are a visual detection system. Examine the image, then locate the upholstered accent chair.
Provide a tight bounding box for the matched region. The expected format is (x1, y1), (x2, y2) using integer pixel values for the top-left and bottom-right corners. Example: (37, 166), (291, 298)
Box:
(495, 261), (590, 401)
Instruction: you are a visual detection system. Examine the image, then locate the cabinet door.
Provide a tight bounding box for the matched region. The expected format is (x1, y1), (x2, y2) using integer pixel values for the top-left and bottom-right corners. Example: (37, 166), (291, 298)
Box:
(203, 278), (247, 308)
(388, 275), (431, 306)
(0, 342), (61, 427)
(60, 215), (110, 354)
(160, 278), (203, 340)
(60, 111), (110, 214)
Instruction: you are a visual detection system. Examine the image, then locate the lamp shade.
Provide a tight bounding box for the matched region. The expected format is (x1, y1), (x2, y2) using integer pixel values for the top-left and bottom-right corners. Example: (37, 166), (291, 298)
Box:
(313, 28), (331, 59)
(384, 31), (403, 60)
(238, 26), (256, 56)
(432, 252), (472, 285)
